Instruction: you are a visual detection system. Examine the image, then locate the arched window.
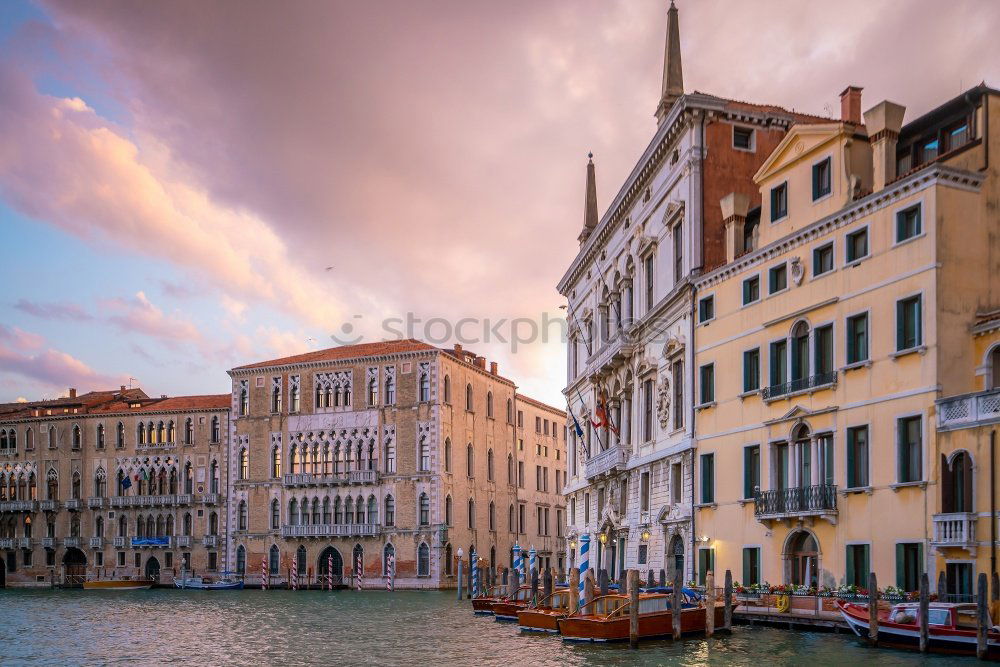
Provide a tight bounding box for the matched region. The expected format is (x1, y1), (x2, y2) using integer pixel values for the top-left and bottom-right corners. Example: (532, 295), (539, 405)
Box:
(487, 449), (494, 481)
(419, 436), (430, 472)
(290, 444), (299, 474)
(943, 451), (974, 513)
(271, 384), (282, 413)
(183, 512), (192, 536)
(312, 498), (321, 525)
(145, 515), (154, 537)
(444, 438), (452, 473)
(210, 460), (219, 494)
(236, 545), (246, 575)
(271, 446), (281, 479)
(269, 544), (280, 574)
(488, 501), (495, 531)
(419, 370), (430, 402)
(184, 462), (193, 494)
(508, 504), (515, 532)
(334, 496), (343, 524)
(289, 498), (299, 526)
(238, 500), (247, 530)
(118, 515), (128, 537)
(72, 424), (81, 449)
(343, 383), (351, 406)
(322, 444), (331, 475)
(211, 416), (220, 443)
(418, 493), (429, 526)
(383, 543), (395, 576)
(184, 418), (193, 445)
(384, 495), (395, 526)
(417, 543), (430, 576)
(367, 495), (377, 524)
(48, 425), (56, 449)
(116, 422), (124, 448)
(445, 543), (453, 575)
(345, 496), (354, 524)
(94, 468), (106, 498)
(70, 514), (80, 537)
(239, 448), (248, 480)
(239, 386), (249, 416)
(95, 516), (103, 537)
(209, 511), (218, 536)
(465, 384), (474, 411)
(385, 373), (395, 405)
(486, 391), (494, 418)
(790, 321), (810, 383)
(443, 375), (451, 403)
(96, 424), (105, 449)
(71, 472), (81, 500)
(166, 420), (175, 444)
(467, 498), (475, 529)
(466, 444), (474, 478)
(506, 398), (513, 424)
(157, 421), (165, 444)
(323, 497), (331, 524)
(270, 500), (280, 529)
(46, 469), (58, 500)
(24, 428), (32, 451)
(117, 470), (127, 496)
(989, 345), (1000, 389)
(507, 454), (513, 485)
(368, 376), (378, 406)
(445, 495), (453, 526)
(290, 381), (300, 412)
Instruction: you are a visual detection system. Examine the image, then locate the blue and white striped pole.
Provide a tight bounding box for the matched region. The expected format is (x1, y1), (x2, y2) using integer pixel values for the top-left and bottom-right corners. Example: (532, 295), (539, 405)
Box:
(512, 544), (522, 587)
(528, 546), (537, 578)
(578, 534), (590, 609)
(471, 549), (479, 596)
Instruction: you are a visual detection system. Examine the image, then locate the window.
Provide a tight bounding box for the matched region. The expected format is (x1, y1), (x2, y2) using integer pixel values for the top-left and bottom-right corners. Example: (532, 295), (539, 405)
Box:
(290, 376), (300, 412)
(72, 425), (81, 449)
(466, 444), (474, 478)
(846, 426), (869, 489)
(698, 295), (714, 323)
(487, 449), (494, 481)
(637, 544), (648, 565)
(486, 392), (494, 418)
(443, 375), (451, 403)
(812, 157), (831, 200)
(239, 385), (248, 416)
(271, 381), (281, 413)
(384, 495), (395, 526)
(742, 547), (761, 586)
(239, 448), (248, 480)
(419, 436), (430, 472)
(584, 493), (590, 524)
(467, 499), (475, 529)
(237, 500), (247, 530)
(845, 544), (870, 588)
(813, 243), (833, 276)
(672, 361), (683, 429)
(770, 182), (787, 221)
(743, 445), (760, 499)
(642, 378), (654, 441)
(733, 126), (754, 151)
(115, 423), (123, 448)
(443, 439), (451, 473)
(898, 416), (922, 483)
(699, 364), (714, 405)
(506, 399), (513, 424)
(897, 295), (922, 351)
(896, 204), (922, 242)
(846, 227), (868, 263)
(518, 461), (525, 488)
(645, 254), (655, 311)
(743, 348), (760, 393)
(846, 313), (869, 364)
(211, 417), (220, 444)
(640, 472), (650, 512)
(418, 370), (430, 402)
(673, 224), (683, 283)
(769, 340), (787, 387)
(465, 384), (473, 411)
(96, 424), (105, 449)
(814, 324), (833, 376)
(384, 371), (395, 405)
(445, 495), (453, 525)
(368, 376), (378, 406)
(698, 548), (715, 586)
(418, 493), (429, 526)
(768, 264), (787, 294)
(700, 453), (715, 504)
(417, 543), (430, 577)
(742, 276), (760, 305)
(896, 543), (923, 592)
(271, 446), (281, 478)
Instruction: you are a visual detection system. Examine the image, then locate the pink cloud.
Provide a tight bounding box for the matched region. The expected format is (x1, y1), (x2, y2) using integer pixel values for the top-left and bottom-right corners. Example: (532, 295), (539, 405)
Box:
(102, 291), (202, 347)
(0, 325), (127, 392)
(14, 299), (93, 322)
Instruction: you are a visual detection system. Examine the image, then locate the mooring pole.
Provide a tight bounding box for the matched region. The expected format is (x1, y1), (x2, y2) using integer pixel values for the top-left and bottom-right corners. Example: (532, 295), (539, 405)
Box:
(672, 567), (683, 640)
(978, 572), (989, 660)
(456, 556), (464, 601)
(919, 572), (929, 653)
(724, 569), (733, 632)
(584, 570), (595, 610)
(629, 569), (640, 649)
(867, 572), (878, 647)
(569, 567), (580, 615)
(705, 570), (715, 638)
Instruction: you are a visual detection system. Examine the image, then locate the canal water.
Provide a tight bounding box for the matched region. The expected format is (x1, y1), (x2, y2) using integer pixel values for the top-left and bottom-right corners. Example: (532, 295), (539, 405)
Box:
(0, 589), (977, 666)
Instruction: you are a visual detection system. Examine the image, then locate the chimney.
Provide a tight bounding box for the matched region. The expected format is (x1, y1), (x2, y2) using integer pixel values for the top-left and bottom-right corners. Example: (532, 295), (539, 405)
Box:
(840, 86), (863, 124)
(474, 356), (486, 370)
(863, 100), (906, 191)
(453, 343), (463, 355)
(720, 192), (751, 263)
(68, 387), (77, 399)
(490, 361), (498, 375)
(578, 153), (599, 245)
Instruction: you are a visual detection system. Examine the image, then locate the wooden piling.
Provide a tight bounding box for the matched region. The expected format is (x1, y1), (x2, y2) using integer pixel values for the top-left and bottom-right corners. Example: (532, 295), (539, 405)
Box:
(919, 572), (929, 653)
(659, 569), (666, 587)
(584, 570), (595, 610)
(724, 569), (733, 632)
(501, 567), (508, 596)
(569, 567), (580, 615)
(599, 568), (609, 597)
(867, 572), (878, 647)
(647, 570), (655, 588)
(466, 558), (473, 599)
(629, 569), (640, 649)
(672, 567), (683, 640)
(978, 572), (989, 660)
(543, 569), (552, 601)
(705, 570), (715, 638)
(938, 570), (947, 599)
(530, 568), (539, 604)
(993, 572), (999, 630)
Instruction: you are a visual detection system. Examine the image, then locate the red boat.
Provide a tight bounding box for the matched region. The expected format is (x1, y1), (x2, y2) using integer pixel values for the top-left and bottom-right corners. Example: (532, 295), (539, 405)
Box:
(838, 600), (1000, 658)
(492, 586), (536, 622)
(471, 586), (505, 615)
(517, 588), (571, 633)
(557, 592), (726, 642)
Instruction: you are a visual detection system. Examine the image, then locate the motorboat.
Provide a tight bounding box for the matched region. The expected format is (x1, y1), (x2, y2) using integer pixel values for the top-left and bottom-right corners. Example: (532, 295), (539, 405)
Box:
(174, 573), (244, 590)
(557, 589), (724, 642)
(492, 586), (536, 622)
(83, 576), (155, 590)
(471, 586), (505, 615)
(517, 588), (571, 633)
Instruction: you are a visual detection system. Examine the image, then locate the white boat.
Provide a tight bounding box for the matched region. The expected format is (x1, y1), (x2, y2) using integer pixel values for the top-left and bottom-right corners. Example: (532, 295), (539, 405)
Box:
(174, 573), (244, 590)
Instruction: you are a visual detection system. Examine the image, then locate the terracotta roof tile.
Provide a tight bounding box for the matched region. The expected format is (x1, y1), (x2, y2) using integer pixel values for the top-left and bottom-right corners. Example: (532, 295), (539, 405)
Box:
(90, 394), (230, 414)
(233, 339), (437, 371)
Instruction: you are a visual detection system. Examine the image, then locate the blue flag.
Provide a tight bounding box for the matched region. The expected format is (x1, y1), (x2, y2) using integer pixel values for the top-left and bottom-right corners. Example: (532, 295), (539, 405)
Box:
(567, 403), (585, 437)
(121, 475), (132, 491)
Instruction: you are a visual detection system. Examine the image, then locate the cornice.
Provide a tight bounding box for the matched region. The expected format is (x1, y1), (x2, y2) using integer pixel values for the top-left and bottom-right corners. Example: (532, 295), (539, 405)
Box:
(0, 406), (229, 426)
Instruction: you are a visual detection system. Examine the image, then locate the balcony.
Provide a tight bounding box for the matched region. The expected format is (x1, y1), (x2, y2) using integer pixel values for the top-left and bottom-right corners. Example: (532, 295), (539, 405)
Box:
(200, 493), (220, 505)
(89, 537), (103, 548)
(40, 500), (59, 511)
(87, 497), (104, 509)
(109, 494), (182, 508)
(0, 538), (13, 549)
(63, 537), (81, 548)
(931, 512), (977, 553)
(136, 441), (176, 451)
(0, 500), (37, 512)
(937, 389), (1000, 431)
(113, 536), (128, 548)
(175, 536), (192, 548)
(175, 494), (193, 505)
(348, 470), (378, 484)
(586, 331), (636, 378)
(41, 537), (55, 549)
(65, 499), (83, 511)
(16, 538), (30, 549)
(754, 484), (838, 523)
(762, 371), (837, 401)
(283, 473), (348, 487)
(203, 535), (218, 548)
(281, 523), (380, 538)
(585, 445), (627, 479)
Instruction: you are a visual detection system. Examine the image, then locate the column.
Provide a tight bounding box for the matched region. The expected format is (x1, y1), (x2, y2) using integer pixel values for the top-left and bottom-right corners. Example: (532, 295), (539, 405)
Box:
(810, 438), (820, 486)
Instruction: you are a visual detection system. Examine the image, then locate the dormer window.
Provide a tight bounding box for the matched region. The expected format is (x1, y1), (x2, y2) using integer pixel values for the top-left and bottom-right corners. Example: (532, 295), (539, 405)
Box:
(733, 126), (755, 151)
(812, 157), (832, 200)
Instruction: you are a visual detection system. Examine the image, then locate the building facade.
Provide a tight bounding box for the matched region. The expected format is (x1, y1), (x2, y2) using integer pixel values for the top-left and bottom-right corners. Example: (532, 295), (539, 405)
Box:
(0, 388), (229, 586)
(692, 85), (999, 591)
(558, 1), (828, 584)
(227, 339), (564, 589)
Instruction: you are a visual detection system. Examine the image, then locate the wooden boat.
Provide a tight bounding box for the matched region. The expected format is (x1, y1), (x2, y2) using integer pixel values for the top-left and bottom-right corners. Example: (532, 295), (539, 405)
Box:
(471, 586), (505, 615)
(838, 600), (1000, 658)
(492, 586), (536, 622)
(83, 577), (155, 590)
(557, 591), (726, 642)
(517, 588), (571, 633)
(174, 574), (244, 590)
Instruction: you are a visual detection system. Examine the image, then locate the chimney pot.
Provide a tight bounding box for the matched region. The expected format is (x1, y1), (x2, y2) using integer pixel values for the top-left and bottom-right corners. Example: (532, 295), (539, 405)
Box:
(475, 357), (486, 369)
(68, 388), (76, 399)
(840, 86), (863, 125)
(490, 362), (498, 375)
(454, 343), (463, 354)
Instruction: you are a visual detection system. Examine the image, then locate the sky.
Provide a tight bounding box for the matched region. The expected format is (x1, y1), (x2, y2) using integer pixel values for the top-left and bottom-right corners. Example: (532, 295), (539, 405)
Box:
(0, 0), (997, 406)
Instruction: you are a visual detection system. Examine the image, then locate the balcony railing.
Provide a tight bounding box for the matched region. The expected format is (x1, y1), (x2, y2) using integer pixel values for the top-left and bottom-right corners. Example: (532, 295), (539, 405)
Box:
(762, 371), (837, 401)
(938, 389), (1000, 430)
(16, 537), (30, 549)
(348, 470), (378, 484)
(65, 498), (83, 511)
(200, 493), (220, 505)
(40, 500), (59, 511)
(754, 484), (838, 520)
(203, 535), (218, 548)
(0, 500), (38, 512)
(586, 330), (636, 377)
(110, 495), (183, 508)
(87, 497), (104, 509)
(136, 441), (176, 451)
(41, 537), (55, 549)
(931, 512), (977, 549)
(175, 536), (192, 548)
(0, 538), (13, 549)
(175, 494), (193, 505)
(283, 473), (348, 487)
(281, 523), (380, 538)
(113, 536), (128, 548)
(89, 537), (104, 548)
(585, 446), (626, 479)
(63, 537), (81, 548)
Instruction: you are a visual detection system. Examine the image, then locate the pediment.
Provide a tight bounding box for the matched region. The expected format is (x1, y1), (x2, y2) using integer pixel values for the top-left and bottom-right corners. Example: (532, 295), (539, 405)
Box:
(753, 123), (844, 184)
(764, 404), (838, 426)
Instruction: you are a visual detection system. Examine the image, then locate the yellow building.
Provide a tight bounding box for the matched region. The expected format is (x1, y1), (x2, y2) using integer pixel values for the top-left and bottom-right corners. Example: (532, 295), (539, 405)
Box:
(691, 84), (999, 592)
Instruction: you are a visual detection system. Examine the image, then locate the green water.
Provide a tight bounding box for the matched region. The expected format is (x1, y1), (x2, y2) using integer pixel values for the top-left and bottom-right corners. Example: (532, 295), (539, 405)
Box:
(0, 589), (975, 665)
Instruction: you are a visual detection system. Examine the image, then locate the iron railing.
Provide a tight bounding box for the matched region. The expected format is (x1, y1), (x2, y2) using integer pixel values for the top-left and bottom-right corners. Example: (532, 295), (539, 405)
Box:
(762, 371), (837, 400)
(754, 484), (837, 518)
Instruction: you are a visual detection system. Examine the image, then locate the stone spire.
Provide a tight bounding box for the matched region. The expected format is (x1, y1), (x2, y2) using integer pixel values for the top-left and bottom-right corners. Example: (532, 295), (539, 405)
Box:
(655, 1), (684, 124)
(578, 152), (598, 245)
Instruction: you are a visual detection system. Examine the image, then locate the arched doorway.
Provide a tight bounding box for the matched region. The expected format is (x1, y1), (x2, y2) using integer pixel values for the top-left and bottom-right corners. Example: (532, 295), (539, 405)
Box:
(318, 546), (343, 583)
(942, 451), (973, 513)
(666, 534), (684, 583)
(63, 547), (87, 586)
(145, 556), (161, 582)
(784, 530), (819, 587)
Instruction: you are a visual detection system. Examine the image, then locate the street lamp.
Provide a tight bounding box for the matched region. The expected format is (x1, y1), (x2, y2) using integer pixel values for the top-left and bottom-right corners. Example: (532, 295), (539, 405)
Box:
(640, 526), (651, 542)
(599, 532), (608, 545)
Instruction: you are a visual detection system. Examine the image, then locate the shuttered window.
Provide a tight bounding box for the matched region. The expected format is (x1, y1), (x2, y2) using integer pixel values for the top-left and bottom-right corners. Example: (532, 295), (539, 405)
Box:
(812, 157), (831, 200)
(743, 445), (760, 499)
(700, 453), (715, 504)
(743, 348), (760, 393)
(846, 426), (869, 489)
(896, 542), (923, 592)
(896, 295), (922, 351)
(846, 313), (869, 364)
(845, 544), (870, 588)
(742, 547), (761, 586)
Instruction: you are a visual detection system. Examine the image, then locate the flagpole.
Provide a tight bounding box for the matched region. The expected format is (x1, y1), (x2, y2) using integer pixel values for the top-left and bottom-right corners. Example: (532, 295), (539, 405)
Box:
(561, 303), (607, 456)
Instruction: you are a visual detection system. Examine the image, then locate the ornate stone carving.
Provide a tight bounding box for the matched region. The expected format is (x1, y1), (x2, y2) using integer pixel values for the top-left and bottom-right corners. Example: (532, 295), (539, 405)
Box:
(790, 257), (804, 285)
(656, 372), (671, 429)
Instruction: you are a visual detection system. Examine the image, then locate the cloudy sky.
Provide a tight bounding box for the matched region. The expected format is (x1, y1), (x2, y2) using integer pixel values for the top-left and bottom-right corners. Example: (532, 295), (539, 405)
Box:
(0, 0), (997, 405)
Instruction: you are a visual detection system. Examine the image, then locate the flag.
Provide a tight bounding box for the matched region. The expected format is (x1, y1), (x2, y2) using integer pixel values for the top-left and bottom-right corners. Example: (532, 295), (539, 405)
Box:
(567, 403), (584, 438)
(121, 475), (132, 491)
(591, 388), (620, 436)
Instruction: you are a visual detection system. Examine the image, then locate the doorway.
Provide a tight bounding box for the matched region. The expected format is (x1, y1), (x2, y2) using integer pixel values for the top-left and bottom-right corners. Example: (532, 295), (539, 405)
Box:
(785, 530), (819, 587)
(63, 547), (87, 586)
(666, 534), (684, 583)
(318, 546), (343, 583)
(145, 556), (161, 581)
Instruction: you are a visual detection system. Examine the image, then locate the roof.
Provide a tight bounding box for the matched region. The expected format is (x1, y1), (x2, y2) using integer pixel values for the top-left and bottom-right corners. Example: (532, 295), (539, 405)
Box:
(0, 389), (229, 422)
(699, 92), (839, 125)
(517, 393), (566, 416)
(89, 394), (230, 414)
(232, 339), (437, 371)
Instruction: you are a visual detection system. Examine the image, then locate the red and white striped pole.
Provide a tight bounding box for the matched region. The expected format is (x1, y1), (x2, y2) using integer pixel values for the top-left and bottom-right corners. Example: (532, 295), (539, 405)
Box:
(261, 557), (268, 591)
(356, 553), (363, 591)
(290, 562), (298, 591)
(327, 553), (334, 591)
(386, 553), (394, 592)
